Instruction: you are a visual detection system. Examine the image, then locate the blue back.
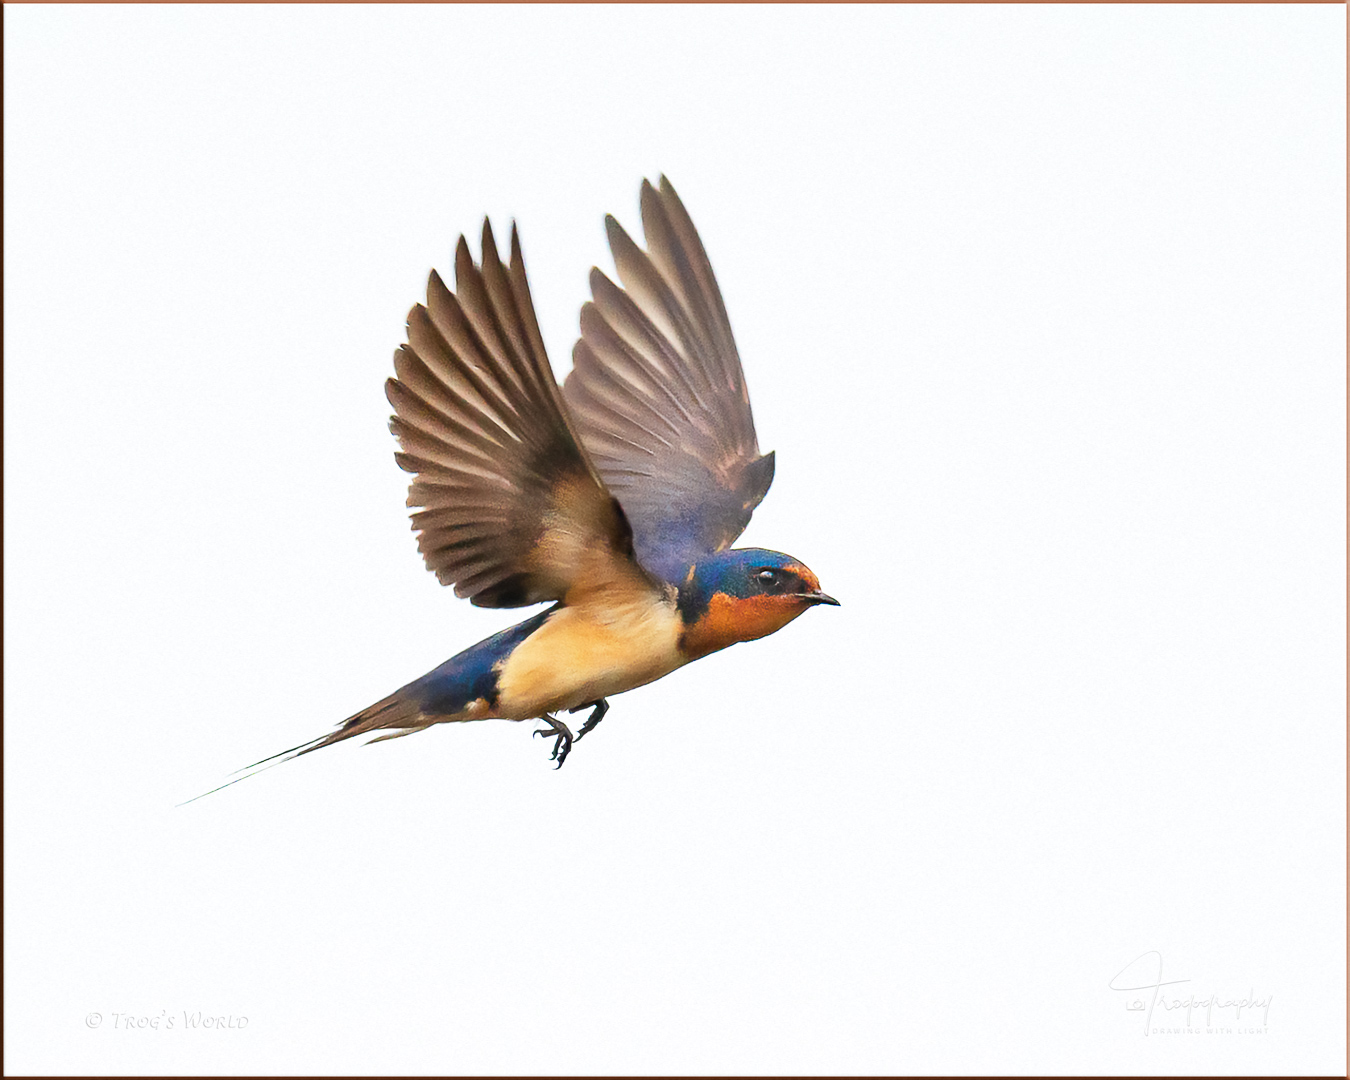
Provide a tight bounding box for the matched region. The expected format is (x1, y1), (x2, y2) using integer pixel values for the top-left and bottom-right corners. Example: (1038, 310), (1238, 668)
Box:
(403, 607), (555, 715)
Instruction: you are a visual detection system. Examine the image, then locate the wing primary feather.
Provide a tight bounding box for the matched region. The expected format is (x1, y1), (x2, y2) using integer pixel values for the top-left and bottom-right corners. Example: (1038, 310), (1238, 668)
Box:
(387, 220), (655, 607)
(603, 215), (719, 407)
(587, 271), (711, 422)
(562, 177), (773, 575)
(575, 306), (694, 435)
(507, 222), (571, 420)
(423, 288), (543, 453)
(451, 234), (532, 401)
(384, 383), (506, 470)
(410, 297), (526, 444)
(566, 375), (677, 453)
(638, 179), (726, 381)
(478, 219), (547, 401)
(390, 349), (509, 458)
(655, 175), (741, 379)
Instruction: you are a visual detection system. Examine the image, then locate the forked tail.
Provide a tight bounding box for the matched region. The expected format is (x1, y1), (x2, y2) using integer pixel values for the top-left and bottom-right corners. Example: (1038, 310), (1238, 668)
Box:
(179, 610), (555, 804)
(178, 693), (431, 805)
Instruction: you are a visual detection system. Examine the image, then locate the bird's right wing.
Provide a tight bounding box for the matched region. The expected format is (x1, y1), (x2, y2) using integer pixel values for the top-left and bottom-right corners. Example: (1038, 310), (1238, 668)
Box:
(387, 220), (653, 608)
(563, 177), (775, 581)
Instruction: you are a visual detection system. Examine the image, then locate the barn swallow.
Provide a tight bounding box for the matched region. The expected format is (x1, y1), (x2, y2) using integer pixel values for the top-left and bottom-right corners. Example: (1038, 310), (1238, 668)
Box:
(231, 176), (837, 784)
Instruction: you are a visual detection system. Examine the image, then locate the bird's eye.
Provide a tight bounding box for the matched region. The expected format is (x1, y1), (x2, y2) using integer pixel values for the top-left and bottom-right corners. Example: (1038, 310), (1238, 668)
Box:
(755, 569), (781, 591)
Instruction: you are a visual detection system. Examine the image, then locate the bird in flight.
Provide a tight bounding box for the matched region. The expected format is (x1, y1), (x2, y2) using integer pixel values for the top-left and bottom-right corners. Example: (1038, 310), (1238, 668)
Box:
(234, 177), (837, 784)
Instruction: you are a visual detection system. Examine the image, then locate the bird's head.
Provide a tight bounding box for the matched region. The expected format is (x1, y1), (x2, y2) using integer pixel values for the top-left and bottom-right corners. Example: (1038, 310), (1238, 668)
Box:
(676, 548), (839, 660)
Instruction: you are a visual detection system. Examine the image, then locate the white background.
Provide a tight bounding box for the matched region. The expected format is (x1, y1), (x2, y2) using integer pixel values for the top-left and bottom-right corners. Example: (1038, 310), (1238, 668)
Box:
(5, 4), (1345, 1075)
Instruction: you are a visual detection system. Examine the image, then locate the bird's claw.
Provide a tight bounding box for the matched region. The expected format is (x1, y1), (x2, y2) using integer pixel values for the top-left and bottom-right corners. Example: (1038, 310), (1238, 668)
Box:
(569, 698), (610, 741)
(533, 714), (574, 769)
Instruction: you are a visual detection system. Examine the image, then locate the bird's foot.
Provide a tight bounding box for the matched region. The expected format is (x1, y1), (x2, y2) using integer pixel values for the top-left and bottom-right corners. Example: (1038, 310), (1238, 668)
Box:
(569, 698), (610, 741)
(533, 713), (575, 769)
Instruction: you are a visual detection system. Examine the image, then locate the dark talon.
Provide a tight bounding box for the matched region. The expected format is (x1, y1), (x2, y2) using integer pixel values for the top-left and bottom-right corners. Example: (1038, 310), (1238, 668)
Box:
(533, 713), (574, 768)
(569, 698), (609, 740)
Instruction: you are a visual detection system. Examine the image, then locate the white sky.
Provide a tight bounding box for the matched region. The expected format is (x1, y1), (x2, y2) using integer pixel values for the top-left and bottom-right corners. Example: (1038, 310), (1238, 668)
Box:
(5, 4), (1345, 1074)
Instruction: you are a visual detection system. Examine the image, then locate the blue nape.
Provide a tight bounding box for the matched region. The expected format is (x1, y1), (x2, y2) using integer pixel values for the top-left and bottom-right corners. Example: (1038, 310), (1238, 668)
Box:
(675, 548), (804, 622)
(404, 607), (555, 716)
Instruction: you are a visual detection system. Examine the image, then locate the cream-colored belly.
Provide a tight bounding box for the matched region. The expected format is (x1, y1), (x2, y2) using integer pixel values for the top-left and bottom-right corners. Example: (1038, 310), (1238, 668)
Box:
(493, 594), (686, 719)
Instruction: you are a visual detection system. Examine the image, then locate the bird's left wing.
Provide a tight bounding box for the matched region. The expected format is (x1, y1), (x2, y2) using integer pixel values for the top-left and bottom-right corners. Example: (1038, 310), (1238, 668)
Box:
(387, 220), (654, 608)
(562, 177), (775, 581)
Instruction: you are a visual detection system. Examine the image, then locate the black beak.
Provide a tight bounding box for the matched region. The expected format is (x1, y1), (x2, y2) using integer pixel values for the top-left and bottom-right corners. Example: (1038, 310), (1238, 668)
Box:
(796, 591), (840, 607)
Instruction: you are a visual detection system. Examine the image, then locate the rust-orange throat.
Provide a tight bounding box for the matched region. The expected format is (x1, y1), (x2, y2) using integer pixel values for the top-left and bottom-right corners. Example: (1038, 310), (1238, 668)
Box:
(675, 548), (838, 661)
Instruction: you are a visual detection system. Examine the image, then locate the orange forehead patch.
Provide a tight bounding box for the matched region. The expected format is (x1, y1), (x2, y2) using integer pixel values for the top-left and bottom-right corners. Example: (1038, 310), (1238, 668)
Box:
(680, 591), (811, 661)
(786, 563), (821, 593)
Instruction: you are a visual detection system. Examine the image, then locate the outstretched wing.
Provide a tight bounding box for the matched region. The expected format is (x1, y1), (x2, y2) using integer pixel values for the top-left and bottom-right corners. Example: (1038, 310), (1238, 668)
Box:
(563, 176), (775, 581)
(387, 220), (651, 608)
